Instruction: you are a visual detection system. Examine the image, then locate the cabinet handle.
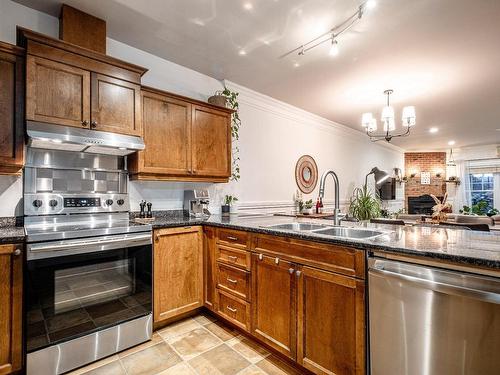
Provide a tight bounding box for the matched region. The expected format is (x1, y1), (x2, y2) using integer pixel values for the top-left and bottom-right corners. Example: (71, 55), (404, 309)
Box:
(296, 270), (302, 277)
(227, 277), (238, 284)
(288, 268), (294, 274)
(275, 257), (280, 265)
(227, 255), (238, 262)
(258, 254), (263, 261)
(227, 236), (238, 241)
(13, 249), (21, 256)
(82, 120), (89, 127)
(227, 306), (237, 313)
(90, 121), (98, 129)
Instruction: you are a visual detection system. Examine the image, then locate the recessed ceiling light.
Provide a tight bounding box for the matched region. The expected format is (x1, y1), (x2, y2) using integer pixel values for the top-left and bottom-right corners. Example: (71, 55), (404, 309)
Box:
(238, 50), (247, 56)
(448, 140), (456, 146)
(293, 62), (300, 68)
(366, 0), (377, 9)
(243, 2), (253, 11)
(429, 127), (439, 133)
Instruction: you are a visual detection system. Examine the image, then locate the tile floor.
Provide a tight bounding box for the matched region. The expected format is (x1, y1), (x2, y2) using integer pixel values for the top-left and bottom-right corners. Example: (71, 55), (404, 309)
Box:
(68, 313), (303, 375)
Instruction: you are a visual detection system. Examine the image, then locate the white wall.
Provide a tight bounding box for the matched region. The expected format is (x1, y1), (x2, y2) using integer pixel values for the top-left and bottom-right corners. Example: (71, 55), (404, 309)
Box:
(0, 0), (404, 217)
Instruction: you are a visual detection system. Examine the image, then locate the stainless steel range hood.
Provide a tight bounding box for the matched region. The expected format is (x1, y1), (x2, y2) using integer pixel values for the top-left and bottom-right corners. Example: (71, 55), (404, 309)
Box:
(26, 121), (145, 156)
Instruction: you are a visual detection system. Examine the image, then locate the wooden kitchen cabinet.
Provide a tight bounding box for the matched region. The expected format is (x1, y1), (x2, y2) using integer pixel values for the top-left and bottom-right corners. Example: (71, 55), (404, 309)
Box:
(297, 266), (365, 375)
(0, 42), (24, 174)
(251, 253), (297, 359)
(90, 73), (141, 136)
(153, 227), (203, 324)
(0, 244), (23, 375)
(21, 28), (147, 136)
(203, 227), (216, 311)
(191, 105), (231, 178)
(129, 87), (232, 182)
(26, 55), (90, 128)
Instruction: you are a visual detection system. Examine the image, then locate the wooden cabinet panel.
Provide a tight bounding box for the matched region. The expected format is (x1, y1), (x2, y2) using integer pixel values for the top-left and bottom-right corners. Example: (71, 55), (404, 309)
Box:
(153, 227), (203, 323)
(0, 244), (22, 375)
(216, 263), (250, 301)
(91, 73), (141, 136)
(136, 91), (191, 175)
(216, 244), (251, 271)
(216, 289), (250, 331)
(203, 227), (216, 311)
(297, 266), (365, 375)
(251, 253), (297, 359)
(217, 229), (248, 248)
(191, 105), (231, 178)
(253, 234), (365, 279)
(26, 55), (90, 128)
(0, 44), (24, 174)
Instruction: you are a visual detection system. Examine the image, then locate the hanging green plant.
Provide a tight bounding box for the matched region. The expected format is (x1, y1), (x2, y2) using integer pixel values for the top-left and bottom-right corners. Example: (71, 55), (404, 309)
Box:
(220, 87), (241, 181)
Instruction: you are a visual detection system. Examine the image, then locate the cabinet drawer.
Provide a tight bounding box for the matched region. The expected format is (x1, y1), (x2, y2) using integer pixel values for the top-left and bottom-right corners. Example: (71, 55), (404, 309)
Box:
(218, 229), (248, 248)
(216, 244), (251, 270)
(216, 289), (250, 331)
(217, 263), (250, 301)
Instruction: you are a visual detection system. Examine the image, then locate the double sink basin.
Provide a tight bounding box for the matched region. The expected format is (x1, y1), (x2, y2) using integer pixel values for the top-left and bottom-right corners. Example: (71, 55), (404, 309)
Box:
(264, 222), (383, 240)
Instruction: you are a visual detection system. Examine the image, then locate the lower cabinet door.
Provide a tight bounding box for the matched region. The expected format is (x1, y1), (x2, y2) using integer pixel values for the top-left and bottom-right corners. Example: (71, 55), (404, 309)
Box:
(0, 244), (22, 375)
(297, 266), (365, 375)
(251, 253), (297, 359)
(154, 227), (203, 323)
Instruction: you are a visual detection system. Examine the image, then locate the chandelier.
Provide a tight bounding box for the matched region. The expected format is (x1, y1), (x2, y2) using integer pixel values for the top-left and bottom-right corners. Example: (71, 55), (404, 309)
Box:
(362, 89), (416, 142)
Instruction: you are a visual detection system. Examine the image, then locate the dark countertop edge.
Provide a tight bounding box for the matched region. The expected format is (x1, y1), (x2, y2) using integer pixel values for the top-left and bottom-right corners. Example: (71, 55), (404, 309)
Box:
(151, 220), (500, 270)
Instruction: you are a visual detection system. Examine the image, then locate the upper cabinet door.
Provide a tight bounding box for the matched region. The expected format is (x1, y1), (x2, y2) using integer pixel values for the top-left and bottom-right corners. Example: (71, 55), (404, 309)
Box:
(91, 73), (142, 136)
(191, 105), (231, 177)
(0, 47), (24, 174)
(26, 55), (90, 128)
(139, 91), (191, 175)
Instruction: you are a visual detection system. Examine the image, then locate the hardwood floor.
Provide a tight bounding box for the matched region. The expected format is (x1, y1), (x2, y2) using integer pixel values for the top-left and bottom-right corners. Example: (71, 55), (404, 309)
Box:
(68, 313), (302, 375)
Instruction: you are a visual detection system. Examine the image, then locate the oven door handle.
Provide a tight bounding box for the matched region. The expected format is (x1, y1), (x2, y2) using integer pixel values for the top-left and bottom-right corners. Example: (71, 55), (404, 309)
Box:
(28, 232), (152, 258)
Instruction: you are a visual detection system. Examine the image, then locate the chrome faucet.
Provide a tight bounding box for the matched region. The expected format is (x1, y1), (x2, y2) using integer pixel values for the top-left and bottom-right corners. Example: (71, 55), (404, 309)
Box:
(318, 170), (340, 226)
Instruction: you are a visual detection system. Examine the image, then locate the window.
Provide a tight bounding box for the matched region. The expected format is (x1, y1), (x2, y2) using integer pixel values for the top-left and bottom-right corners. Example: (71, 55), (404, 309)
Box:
(469, 173), (495, 210)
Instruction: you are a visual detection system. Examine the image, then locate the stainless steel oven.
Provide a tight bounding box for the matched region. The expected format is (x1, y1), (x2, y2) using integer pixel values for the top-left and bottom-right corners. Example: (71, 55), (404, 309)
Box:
(23, 148), (153, 375)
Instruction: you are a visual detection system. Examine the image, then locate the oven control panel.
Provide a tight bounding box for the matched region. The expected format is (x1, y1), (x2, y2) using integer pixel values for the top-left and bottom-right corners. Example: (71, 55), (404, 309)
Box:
(24, 193), (130, 215)
(64, 197), (101, 208)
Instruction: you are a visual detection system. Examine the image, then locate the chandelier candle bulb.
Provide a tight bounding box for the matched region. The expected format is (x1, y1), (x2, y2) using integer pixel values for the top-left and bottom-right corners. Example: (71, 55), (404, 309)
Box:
(402, 106), (416, 126)
(362, 112), (373, 128)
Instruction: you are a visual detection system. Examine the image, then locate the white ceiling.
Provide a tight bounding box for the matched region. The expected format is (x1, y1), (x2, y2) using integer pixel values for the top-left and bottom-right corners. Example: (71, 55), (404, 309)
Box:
(14, 0), (500, 151)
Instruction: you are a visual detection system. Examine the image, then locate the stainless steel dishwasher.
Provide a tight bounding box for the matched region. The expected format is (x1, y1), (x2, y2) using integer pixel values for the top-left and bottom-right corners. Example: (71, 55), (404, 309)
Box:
(368, 256), (500, 375)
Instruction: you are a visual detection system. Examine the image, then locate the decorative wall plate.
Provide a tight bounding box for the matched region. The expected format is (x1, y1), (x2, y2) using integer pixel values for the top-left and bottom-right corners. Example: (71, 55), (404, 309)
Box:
(295, 155), (318, 194)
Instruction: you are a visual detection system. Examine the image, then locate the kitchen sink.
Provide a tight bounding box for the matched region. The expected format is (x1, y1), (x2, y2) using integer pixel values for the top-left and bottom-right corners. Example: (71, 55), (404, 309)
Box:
(264, 222), (384, 240)
(265, 223), (328, 231)
(313, 227), (383, 239)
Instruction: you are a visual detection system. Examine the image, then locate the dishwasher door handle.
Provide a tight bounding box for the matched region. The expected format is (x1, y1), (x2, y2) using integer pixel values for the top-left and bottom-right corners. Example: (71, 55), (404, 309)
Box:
(369, 264), (500, 304)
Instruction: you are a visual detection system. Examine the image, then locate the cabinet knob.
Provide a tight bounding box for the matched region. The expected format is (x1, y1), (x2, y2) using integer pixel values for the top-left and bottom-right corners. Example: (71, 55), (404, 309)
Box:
(226, 306), (237, 313)
(13, 249), (21, 256)
(295, 270), (302, 277)
(82, 120), (89, 127)
(258, 254), (263, 261)
(288, 268), (294, 274)
(227, 277), (238, 284)
(275, 257), (280, 265)
(91, 121), (98, 129)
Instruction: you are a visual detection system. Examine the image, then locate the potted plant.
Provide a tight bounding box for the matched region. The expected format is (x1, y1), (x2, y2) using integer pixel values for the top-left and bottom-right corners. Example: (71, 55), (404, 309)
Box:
(348, 186), (381, 221)
(301, 199), (314, 215)
(221, 195), (238, 216)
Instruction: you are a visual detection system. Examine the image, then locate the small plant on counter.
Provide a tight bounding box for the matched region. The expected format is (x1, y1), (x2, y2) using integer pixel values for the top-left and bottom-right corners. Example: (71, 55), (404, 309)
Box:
(460, 200), (498, 217)
(301, 199), (314, 214)
(221, 195), (238, 215)
(348, 186), (381, 221)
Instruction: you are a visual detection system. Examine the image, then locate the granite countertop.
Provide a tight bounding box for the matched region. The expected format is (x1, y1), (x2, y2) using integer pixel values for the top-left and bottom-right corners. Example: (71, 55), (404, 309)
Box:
(0, 217), (25, 244)
(2, 212), (499, 269)
(144, 211), (500, 270)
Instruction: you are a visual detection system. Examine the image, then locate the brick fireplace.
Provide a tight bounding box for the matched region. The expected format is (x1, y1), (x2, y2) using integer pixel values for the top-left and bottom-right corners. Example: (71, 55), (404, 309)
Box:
(405, 152), (447, 211)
